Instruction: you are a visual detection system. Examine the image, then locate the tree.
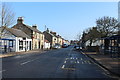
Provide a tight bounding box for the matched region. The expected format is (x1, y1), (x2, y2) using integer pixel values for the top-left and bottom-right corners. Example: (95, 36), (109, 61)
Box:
(0, 3), (15, 38)
(82, 27), (101, 46)
(0, 3), (15, 27)
(96, 16), (118, 37)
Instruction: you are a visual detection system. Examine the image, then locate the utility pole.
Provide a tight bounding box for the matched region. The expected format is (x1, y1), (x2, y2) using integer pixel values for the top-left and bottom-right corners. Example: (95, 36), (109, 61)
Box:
(45, 25), (47, 31)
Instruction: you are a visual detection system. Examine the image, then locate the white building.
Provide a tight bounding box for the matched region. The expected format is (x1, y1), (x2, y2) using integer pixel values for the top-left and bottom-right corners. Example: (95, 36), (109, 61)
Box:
(0, 27), (32, 53)
(85, 39), (101, 47)
(44, 39), (50, 49)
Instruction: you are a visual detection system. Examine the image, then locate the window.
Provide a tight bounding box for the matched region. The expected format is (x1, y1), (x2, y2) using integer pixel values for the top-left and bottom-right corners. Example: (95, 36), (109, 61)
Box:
(9, 40), (13, 47)
(19, 40), (23, 50)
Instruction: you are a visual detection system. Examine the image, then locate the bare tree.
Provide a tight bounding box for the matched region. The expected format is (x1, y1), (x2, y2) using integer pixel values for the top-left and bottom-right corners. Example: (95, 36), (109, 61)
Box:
(96, 16), (118, 37)
(82, 27), (101, 46)
(0, 3), (15, 38)
(0, 2), (15, 27)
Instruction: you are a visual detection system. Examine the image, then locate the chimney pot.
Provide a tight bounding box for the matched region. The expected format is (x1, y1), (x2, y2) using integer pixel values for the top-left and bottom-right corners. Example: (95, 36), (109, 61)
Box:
(17, 17), (23, 24)
(32, 24), (37, 29)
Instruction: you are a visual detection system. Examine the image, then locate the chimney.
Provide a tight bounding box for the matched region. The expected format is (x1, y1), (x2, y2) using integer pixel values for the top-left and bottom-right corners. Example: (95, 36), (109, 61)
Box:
(52, 32), (56, 35)
(46, 28), (49, 32)
(54, 32), (56, 35)
(17, 17), (23, 24)
(32, 24), (37, 29)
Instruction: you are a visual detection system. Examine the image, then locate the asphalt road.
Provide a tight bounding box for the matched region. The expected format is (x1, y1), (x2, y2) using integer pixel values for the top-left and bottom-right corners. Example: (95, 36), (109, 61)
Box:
(1, 46), (116, 79)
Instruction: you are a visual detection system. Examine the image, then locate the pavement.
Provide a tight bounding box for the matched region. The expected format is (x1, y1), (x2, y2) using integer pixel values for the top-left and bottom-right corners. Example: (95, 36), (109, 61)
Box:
(0, 49), (47, 58)
(82, 51), (120, 78)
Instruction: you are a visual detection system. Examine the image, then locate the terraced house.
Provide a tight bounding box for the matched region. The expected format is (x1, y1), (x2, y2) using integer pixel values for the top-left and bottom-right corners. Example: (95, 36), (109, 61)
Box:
(0, 27), (32, 53)
(12, 17), (44, 50)
(43, 29), (58, 48)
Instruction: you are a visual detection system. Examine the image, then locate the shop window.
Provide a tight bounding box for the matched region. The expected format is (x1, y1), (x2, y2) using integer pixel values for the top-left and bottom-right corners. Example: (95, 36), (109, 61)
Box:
(9, 40), (13, 47)
(19, 41), (23, 50)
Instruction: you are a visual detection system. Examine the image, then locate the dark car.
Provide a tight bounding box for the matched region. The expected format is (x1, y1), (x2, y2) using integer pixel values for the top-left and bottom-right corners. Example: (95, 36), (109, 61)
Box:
(74, 45), (82, 50)
(62, 44), (68, 48)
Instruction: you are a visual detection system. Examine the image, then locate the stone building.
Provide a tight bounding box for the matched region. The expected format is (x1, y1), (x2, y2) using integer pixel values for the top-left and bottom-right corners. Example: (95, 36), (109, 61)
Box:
(12, 17), (44, 50)
(43, 29), (57, 48)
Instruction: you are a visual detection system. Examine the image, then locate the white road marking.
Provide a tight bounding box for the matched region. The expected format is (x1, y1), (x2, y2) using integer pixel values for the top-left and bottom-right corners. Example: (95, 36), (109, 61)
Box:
(20, 58), (39, 65)
(14, 56), (21, 58)
(82, 62), (84, 64)
(88, 61), (91, 64)
(81, 58), (83, 60)
(62, 65), (65, 69)
(0, 70), (6, 73)
(77, 61), (79, 63)
(64, 61), (67, 63)
(20, 61), (31, 65)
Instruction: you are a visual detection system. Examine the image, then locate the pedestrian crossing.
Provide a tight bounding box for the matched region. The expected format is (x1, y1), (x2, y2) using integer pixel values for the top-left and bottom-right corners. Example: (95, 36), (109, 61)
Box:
(64, 57), (93, 64)
(61, 57), (93, 70)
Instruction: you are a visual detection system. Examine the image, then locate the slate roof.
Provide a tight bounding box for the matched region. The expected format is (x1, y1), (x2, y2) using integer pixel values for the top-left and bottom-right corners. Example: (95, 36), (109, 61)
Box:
(6, 28), (31, 39)
(43, 31), (55, 37)
(25, 24), (42, 34)
(13, 23), (42, 34)
(44, 39), (50, 43)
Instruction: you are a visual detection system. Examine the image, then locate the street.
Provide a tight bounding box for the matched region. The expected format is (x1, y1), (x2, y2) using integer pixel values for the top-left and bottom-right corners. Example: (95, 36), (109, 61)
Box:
(2, 46), (114, 79)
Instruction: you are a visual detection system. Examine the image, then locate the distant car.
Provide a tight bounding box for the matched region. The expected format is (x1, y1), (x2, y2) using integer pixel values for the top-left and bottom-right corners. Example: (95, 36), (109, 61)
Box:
(62, 44), (68, 48)
(74, 45), (82, 50)
(52, 44), (61, 49)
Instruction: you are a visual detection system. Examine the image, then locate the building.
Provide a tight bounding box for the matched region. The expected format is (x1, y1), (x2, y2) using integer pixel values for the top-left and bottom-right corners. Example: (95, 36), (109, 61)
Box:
(56, 35), (63, 46)
(100, 35), (120, 56)
(0, 27), (32, 53)
(44, 39), (50, 49)
(12, 17), (44, 50)
(50, 32), (63, 46)
(43, 29), (57, 48)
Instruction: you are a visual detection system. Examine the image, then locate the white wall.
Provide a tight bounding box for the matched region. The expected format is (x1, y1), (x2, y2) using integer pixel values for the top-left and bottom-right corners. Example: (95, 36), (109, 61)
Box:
(44, 42), (50, 49)
(16, 37), (32, 52)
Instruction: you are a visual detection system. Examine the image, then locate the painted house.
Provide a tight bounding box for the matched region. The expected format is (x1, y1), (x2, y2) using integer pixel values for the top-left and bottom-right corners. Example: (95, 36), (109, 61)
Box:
(43, 29), (57, 48)
(12, 17), (44, 50)
(44, 39), (50, 49)
(0, 27), (32, 53)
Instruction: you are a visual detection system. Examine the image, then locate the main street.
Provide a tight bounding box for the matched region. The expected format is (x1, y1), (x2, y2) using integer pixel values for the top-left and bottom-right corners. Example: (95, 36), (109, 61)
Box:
(2, 46), (114, 79)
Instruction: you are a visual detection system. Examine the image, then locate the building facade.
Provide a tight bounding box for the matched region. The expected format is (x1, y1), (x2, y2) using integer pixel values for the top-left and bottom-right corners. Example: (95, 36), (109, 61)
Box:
(12, 17), (44, 50)
(43, 30), (57, 48)
(0, 27), (32, 53)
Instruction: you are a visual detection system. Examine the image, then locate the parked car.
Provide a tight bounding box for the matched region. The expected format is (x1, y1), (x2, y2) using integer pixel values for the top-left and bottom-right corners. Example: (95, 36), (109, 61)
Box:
(62, 44), (68, 48)
(74, 45), (82, 50)
(52, 44), (61, 49)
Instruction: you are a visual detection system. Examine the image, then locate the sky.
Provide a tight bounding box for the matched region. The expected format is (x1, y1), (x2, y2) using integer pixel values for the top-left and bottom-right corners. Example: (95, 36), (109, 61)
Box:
(7, 2), (118, 40)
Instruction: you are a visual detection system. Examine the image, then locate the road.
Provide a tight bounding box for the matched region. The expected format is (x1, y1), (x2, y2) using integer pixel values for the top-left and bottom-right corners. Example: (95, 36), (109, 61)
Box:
(1, 46), (116, 79)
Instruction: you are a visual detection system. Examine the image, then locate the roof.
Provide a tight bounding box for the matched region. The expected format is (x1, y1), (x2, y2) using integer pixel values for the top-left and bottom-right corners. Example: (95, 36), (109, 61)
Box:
(13, 23), (42, 34)
(6, 28), (31, 39)
(43, 31), (55, 37)
(101, 35), (120, 40)
(44, 39), (50, 43)
(25, 24), (42, 34)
